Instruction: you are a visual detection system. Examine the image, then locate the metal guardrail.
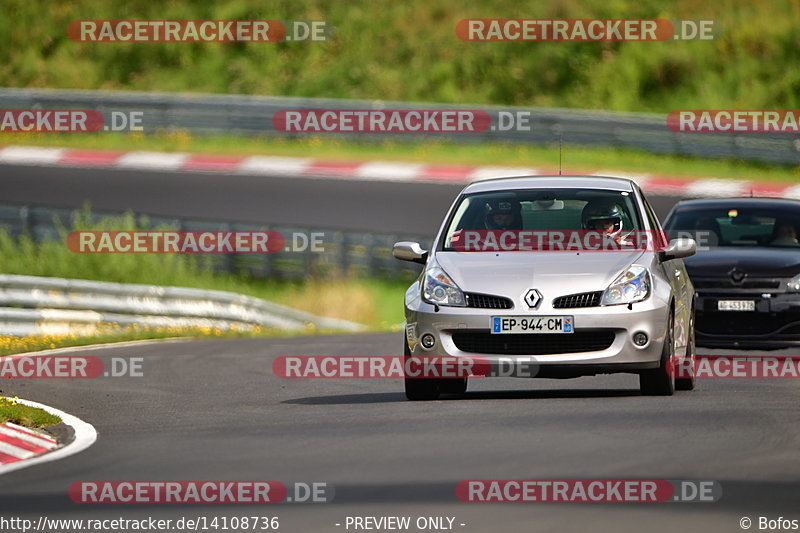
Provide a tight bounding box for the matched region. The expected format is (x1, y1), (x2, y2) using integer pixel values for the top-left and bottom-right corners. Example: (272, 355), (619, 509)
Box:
(0, 88), (798, 165)
(0, 202), (408, 335)
(0, 203), (430, 281)
(0, 274), (365, 336)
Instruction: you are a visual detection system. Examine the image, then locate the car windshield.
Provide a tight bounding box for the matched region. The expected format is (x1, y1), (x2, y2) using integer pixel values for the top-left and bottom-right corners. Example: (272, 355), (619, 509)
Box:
(442, 188), (642, 250)
(664, 206), (800, 248)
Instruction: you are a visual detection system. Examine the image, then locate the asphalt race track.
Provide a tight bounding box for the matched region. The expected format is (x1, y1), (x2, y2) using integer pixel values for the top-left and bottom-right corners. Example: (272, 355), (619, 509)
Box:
(1, 166), (799, 532)
(0, 164), (683, 235)
(1, 335), (799, 532)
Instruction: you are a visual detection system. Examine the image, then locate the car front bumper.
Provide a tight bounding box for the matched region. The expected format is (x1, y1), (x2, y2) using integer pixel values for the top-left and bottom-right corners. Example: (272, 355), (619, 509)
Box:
(404, 290), (673, 378)
(695, 292), (800, 350)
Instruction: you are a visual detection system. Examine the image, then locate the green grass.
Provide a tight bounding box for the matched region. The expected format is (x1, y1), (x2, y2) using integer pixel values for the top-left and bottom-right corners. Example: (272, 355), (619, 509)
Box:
(0, 209), (411, 330)
(0, 397), (61, 427)
(4, 131), (800, 183)
(3, 1), (800, 113)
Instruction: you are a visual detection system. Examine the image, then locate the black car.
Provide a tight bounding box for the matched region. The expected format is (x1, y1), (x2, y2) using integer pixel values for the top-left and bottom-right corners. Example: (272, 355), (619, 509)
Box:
(663, 197), (800, 349)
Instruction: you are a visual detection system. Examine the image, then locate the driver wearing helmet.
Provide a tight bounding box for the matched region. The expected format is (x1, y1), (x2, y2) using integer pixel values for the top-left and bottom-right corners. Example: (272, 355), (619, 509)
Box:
(485, 200), (522, 230)
(581, 201), (629, 245)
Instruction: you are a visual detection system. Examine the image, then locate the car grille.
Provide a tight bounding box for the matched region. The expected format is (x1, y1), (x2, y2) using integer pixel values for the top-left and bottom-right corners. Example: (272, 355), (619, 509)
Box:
(451, 331), (615, 355)
(693, 279), (781, 290)
(552, 291), (602, 309)
(697, 313), (800, 336)
(465, 293), (514, 309)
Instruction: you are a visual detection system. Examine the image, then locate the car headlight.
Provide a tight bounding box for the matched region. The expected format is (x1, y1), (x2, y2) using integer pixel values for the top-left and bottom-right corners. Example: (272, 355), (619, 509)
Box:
(422, 261), (466, 307)
(602, 265), (651, 306)
(788, 273), (800, 292)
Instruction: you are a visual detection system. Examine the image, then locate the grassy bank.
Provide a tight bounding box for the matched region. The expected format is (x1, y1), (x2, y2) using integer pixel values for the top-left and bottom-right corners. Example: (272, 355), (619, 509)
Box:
(0, 397), (61, 427)
(4, 1), (800, 112)
(3, 131), (799, 183)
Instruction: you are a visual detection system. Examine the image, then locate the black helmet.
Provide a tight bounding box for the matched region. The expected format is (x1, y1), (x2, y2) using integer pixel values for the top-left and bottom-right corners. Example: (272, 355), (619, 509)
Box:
(485, 200), (522, 230)
(581, 202), (623, 232)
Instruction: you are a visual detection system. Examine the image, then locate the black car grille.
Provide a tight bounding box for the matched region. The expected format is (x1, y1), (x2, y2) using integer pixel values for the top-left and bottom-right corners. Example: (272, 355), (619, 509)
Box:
(465, 293), (514, 309)
(693, 279), (781, 290)
(553, 291), (603, 309)
(452, 331), (615, 355)
(697, 313), (800, 336)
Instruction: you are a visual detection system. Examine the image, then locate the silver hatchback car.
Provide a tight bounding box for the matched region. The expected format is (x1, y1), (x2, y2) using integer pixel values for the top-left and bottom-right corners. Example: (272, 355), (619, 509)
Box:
(394, 176), (697, 400)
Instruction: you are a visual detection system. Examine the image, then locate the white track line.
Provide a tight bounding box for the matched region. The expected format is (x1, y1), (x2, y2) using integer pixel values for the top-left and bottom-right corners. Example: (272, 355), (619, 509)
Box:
(116, 151), (189, 171)
(356, 161), (426, 181)
(238, 156), (311, 176)
(468, 167), (538, 181)
(1, 336), (193, 362)
(782, 185), (800, 200)
(685, 178), (751, 198)
(0, 146), (66, 165)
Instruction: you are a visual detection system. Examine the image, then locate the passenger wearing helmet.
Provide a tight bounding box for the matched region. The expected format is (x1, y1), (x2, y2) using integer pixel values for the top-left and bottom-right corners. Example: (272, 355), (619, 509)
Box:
(581, 201), (627, 244)
(485, 200), (522, 230)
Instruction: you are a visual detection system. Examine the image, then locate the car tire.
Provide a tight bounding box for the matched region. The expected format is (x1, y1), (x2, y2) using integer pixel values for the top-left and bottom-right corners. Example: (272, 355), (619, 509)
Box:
(404, 340), (440, 401)
(639, 310), (676, 396)
(675, 308), (696, 391)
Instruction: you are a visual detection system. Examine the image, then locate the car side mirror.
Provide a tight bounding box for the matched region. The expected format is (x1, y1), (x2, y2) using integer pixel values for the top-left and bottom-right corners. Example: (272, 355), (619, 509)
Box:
(659, 238), (697, 261)
(393, 241), (429, 264)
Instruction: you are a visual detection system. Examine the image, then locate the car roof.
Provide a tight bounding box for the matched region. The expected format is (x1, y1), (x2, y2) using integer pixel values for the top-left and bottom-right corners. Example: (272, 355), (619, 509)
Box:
(672, 197), (800, 210)
(462, 175), (637, 194)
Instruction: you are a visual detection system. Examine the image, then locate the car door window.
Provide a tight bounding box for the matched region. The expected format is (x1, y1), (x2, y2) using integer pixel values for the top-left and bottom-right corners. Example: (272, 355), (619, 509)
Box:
(639, 191), (668, 251)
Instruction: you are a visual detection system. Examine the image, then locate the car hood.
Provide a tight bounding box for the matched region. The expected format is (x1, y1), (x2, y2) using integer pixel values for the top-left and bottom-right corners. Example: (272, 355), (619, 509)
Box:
(684, 248), (800, 278)
(434, 250), (645, 299)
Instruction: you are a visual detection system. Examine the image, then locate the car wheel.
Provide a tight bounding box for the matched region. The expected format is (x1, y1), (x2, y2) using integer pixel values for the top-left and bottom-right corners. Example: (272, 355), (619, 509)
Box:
(675, 308), (696, 391)
(639, 310), (676, 396)
(404, 340), (440, 401)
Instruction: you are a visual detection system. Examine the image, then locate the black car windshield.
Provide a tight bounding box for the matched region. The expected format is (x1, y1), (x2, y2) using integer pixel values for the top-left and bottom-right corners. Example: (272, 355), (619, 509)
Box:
(665, 206), (800, 248)
(442, 188), (642, 250)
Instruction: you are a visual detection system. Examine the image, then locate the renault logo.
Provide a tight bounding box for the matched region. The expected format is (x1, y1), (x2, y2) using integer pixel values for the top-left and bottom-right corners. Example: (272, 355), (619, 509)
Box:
(524, 289), (542, 308)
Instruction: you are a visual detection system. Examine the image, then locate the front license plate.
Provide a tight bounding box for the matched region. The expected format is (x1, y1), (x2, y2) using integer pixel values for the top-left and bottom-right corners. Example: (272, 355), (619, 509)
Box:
(491, 316), (573, 334)
(717, 300), (755, 311)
